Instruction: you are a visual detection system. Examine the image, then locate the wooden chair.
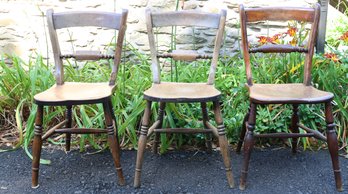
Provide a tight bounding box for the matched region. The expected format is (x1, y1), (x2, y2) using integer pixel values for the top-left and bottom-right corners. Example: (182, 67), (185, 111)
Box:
(238, 3), (343, 191)
(133, 9), (235, 188)
(31, 9), (128, 188)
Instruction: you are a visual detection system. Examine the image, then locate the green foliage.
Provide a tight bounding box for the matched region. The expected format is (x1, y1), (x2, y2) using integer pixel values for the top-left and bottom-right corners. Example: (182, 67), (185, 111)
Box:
(0, 36), (347, 158)
(326, 15), (348, 48)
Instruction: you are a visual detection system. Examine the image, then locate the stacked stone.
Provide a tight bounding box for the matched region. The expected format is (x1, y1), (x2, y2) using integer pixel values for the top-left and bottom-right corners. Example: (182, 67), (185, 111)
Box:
(0, 0), (317, 62)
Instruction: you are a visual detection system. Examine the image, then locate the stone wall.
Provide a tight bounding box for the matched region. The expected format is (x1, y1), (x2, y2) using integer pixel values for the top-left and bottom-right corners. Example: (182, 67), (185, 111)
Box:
(0, 0), (318, 62)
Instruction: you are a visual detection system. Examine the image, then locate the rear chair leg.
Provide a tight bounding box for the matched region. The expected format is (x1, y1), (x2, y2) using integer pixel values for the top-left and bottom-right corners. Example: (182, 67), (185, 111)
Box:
(325, 102), (343, 191)
(65, 105), (72, 151)
(134, 101), (152, 188)
(32, 105), (44, 188)
(103, 100), (125, 186)
(152, 102), (165, 154)
(201, 102), (212, 153)
(239, 103), (256, 190)
(213, 101), (235, 188)
(290, 104), (299, 154)
(236, 108), (250, 154)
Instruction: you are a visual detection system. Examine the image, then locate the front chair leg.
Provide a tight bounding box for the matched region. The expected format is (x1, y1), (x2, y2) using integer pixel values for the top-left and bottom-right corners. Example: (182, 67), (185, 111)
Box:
(65, 105), (72, 151)
(201, 102), (212, 153)
(134, 100), (152, 188)
(290, 104), (299, 154)
(236, 107), (250, 154)
(103, 100), (125, 186)
(325, 102), (343, 191)
(108, 98), (121, 147)
(32, 105), (44, 188)
(239, 102), (256, 190)
(152, 102), (165, 154)
(213, 101), (235, 188)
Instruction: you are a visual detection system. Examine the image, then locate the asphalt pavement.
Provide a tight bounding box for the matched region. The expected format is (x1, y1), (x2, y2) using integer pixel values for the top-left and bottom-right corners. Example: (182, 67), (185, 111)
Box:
(0, 146), (347, 193)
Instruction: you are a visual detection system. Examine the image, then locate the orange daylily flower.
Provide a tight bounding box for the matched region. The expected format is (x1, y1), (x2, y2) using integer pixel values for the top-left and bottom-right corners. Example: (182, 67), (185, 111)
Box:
(270, 34), (281, 44)
(257, 36), (269, 45)
(339, 31), (348, 43)
(324, 53), (340, 62)
(287, 27), (297, 37)
(289, 38), (297, 46)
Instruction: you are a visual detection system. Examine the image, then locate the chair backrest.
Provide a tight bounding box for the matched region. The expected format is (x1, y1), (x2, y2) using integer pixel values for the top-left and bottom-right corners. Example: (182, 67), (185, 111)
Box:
(239, 3), (320, 86)
(46, 9), (128, 85)
(146, 9), (227, 85)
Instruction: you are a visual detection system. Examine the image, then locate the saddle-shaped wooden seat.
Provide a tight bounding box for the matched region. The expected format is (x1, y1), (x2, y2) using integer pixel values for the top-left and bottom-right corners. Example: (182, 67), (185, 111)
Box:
(34, 82), (115, 105)
(248, 83), (333, 104)
(144, 82), (221, 102)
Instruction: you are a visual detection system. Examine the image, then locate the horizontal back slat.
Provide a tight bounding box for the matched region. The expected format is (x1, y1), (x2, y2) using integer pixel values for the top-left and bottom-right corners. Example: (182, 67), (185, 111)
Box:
(60, 50), (115, 60)
(249, 44), (308, 53)
(157, 50), (213, 61)
(245, 7), (315, 22)
(151, 11), (221, 28)
(53, 11), (122, 29)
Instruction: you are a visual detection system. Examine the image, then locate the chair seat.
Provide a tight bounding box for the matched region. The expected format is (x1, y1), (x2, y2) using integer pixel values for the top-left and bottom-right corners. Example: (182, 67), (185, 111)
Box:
(143, 82), (221, 102)
(34, 82), (115, 105)
(248, 83), (333, 104)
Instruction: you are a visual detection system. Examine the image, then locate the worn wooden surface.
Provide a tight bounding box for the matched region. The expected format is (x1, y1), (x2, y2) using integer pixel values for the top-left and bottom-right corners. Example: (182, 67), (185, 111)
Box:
(150, 10), (221, 28)
(143, 82), (221, 102)
(248, 83), (333, 104)
(158, 50), (211, 61)
(53, 11), (123, 30)
(134, 101), (152, 188)
(245, 7), (315, 22)
(34, 82), (115, 104)
(249, 45), (308, 53)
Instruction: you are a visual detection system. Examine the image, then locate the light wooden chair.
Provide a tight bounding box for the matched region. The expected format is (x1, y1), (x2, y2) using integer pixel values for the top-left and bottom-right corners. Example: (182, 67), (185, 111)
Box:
(133, 9), (235, 188)
(31, 9), (128, 188)
(238, 3), (343, 191)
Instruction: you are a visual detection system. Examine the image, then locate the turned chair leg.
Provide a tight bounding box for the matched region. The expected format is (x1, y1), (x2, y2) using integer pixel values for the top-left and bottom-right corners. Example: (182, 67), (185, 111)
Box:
(290, 104), (299, 154)
(213, 101), (235, 188)
(201, 102), (212, 153)
(152, 102), (165, 154)
(240, 103), (256, 190)
(103, 99), (125, 186)
(236, 107), (250, 154)
(134, 100), (152, 188)
(325, 102), (343, 191)
(32, 105), (44, 188)
(108, 99), (121, 146)
(65, 105), (72, 151)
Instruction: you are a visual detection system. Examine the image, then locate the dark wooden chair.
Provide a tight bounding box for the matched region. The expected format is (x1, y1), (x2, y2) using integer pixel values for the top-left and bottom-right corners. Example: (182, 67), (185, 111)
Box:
(133, 9), (235, 188)
(238, 3), (343, 191)
(31, 9), (128, 188)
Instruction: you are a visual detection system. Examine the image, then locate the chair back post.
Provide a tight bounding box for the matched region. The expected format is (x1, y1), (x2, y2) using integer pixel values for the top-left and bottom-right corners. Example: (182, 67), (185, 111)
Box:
(239, 3), (321, 87)
(303, 3), (320, 86)
(47, 9), (64, 85)
(146, 9), (226, 85)
(239, 4), (253, 86)
(110, 9), (128, 86)
(146, 8), (161, 84)
(207, 9), (226, 85)
(46, 9), (128, 86)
